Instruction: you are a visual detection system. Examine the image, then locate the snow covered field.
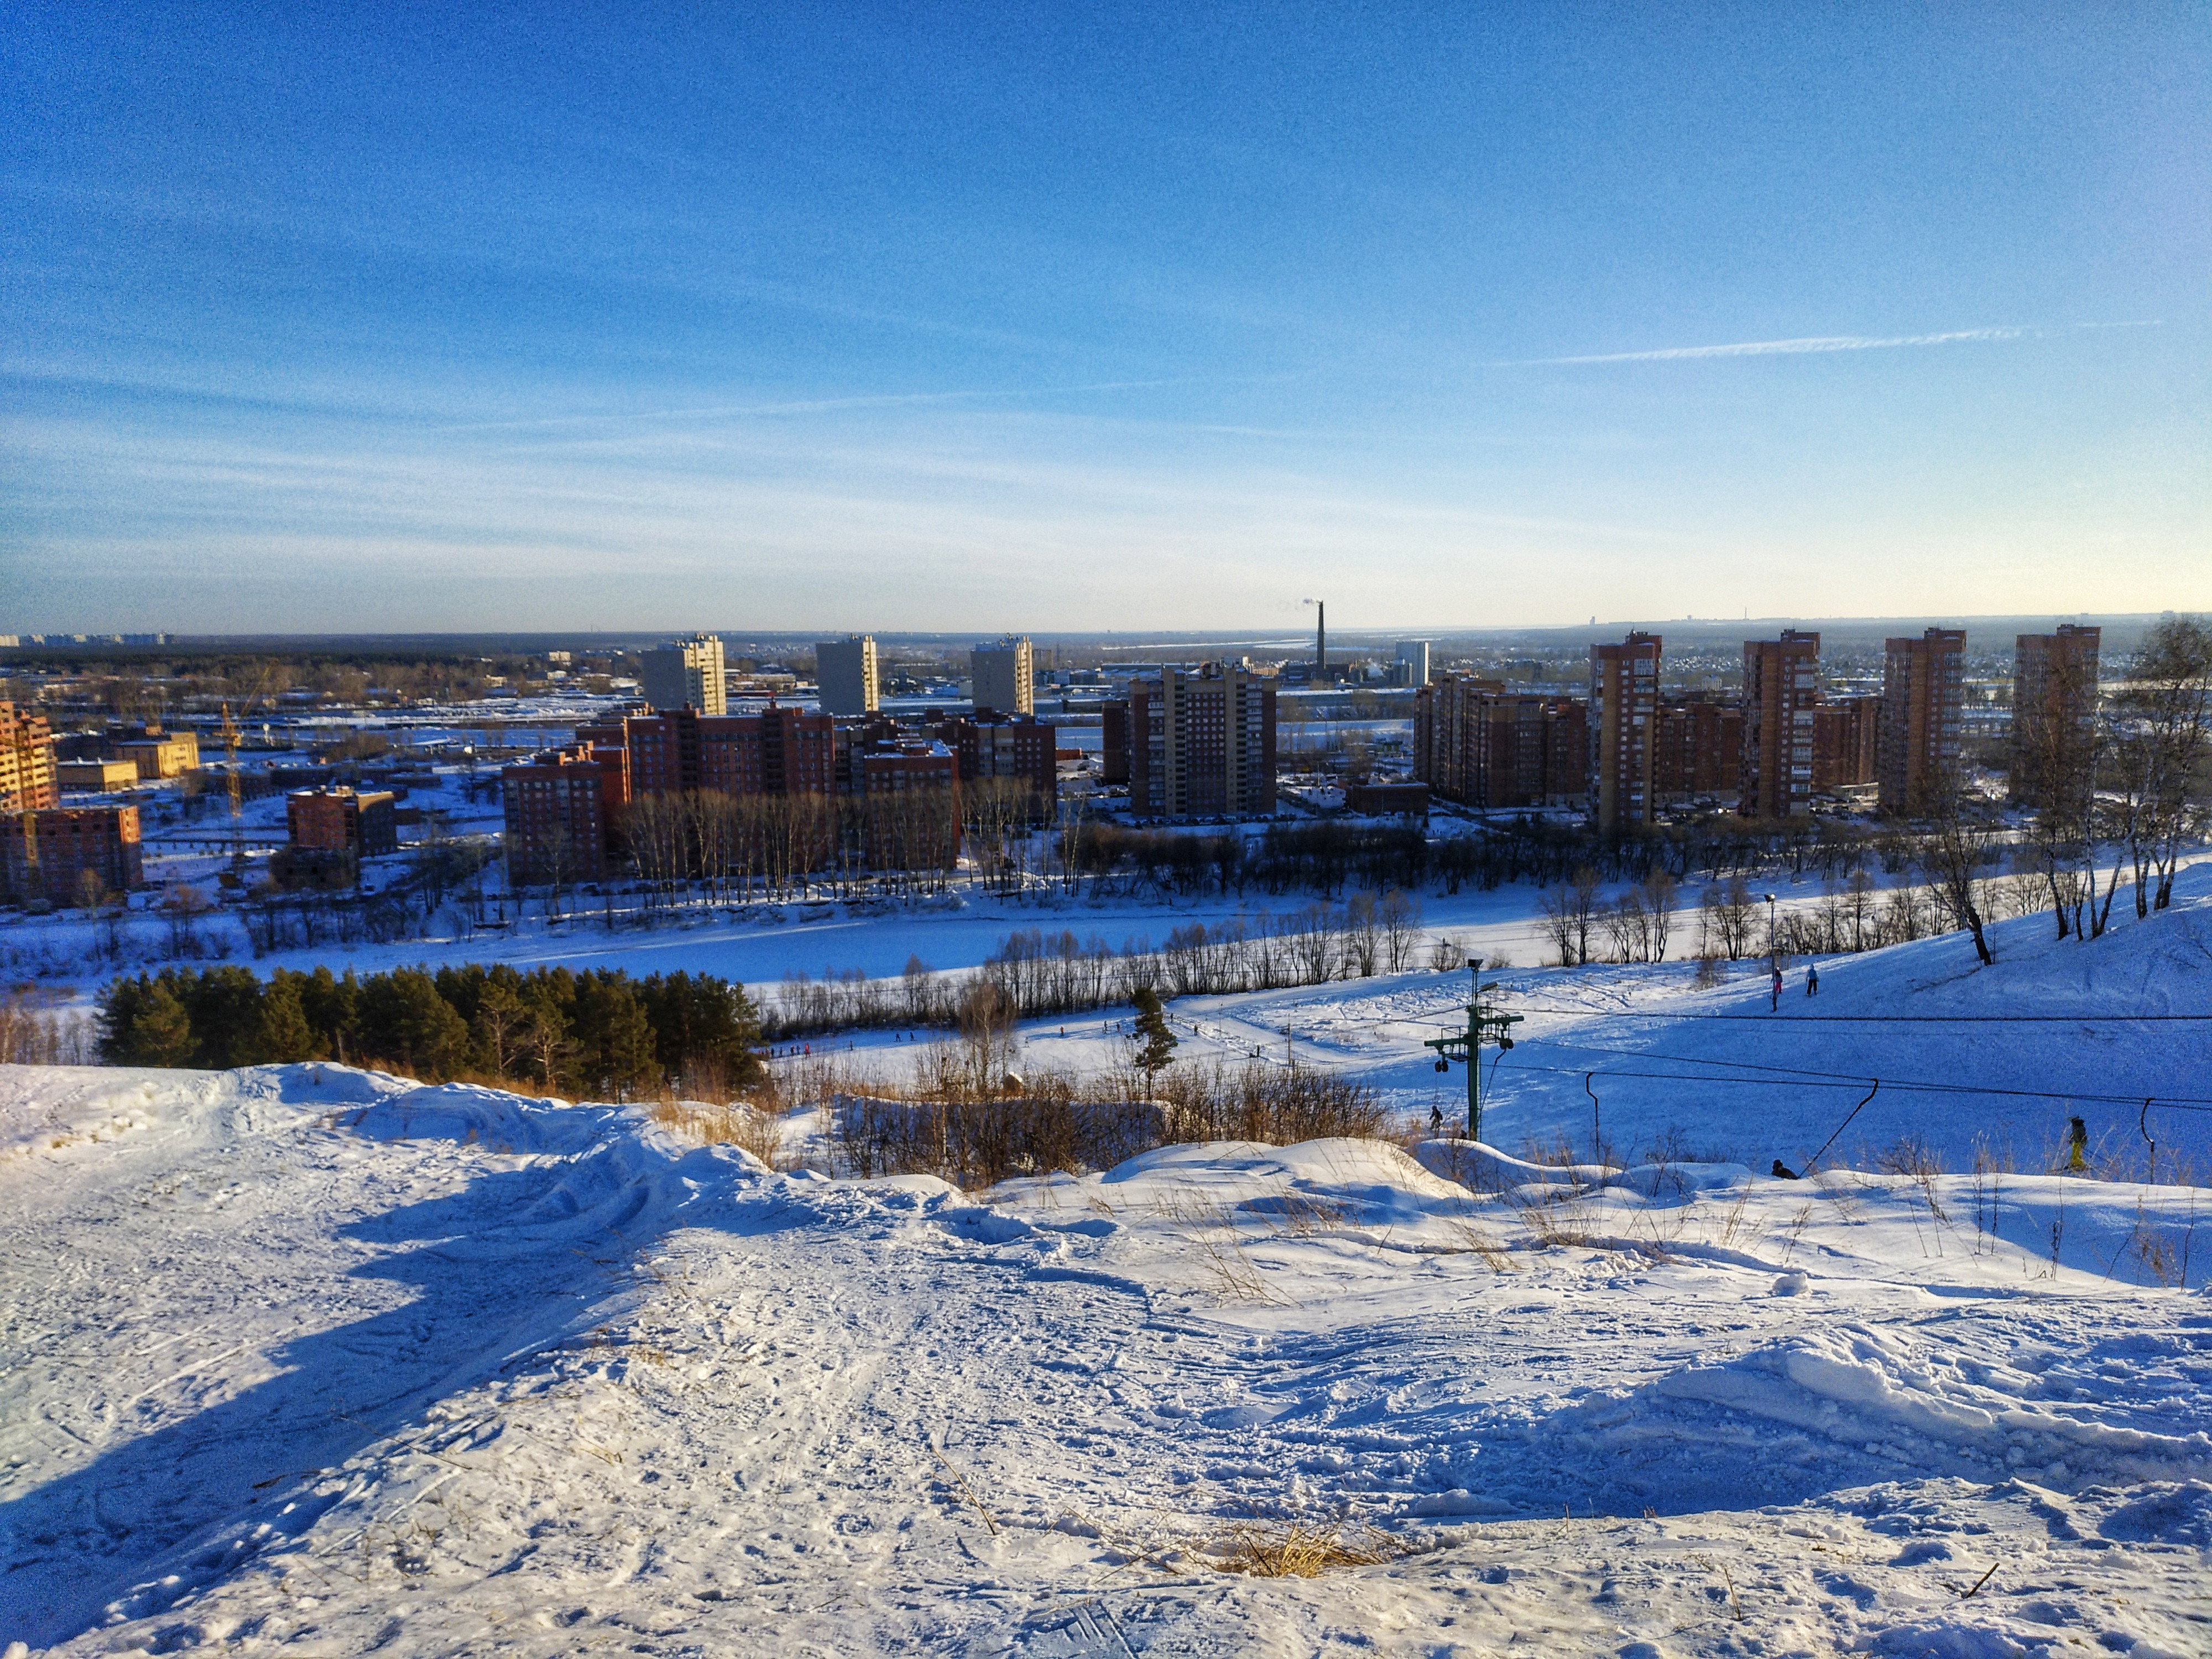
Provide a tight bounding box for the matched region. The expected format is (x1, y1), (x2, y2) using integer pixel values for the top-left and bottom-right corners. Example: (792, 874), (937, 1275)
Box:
(4, 868), (2211, 1655)
(3, 1053), (2208, 1655)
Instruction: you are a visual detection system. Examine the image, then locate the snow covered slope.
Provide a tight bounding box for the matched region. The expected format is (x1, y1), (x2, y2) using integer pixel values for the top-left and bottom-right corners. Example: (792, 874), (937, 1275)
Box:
(1149, 863), (2212, 1180)
(3, 1065), (2208, 1656)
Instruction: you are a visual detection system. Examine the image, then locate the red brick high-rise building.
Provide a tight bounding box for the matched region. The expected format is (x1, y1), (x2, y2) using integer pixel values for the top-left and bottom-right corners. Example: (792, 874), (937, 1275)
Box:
(1877, 628), (1966, 813)
(938, 712), (1057, 809)
(1812, 695), (1881, 790)
(1741, 630), (1820, 819)
(619, 707), (838, 800)
(1412, 677), (1586, 808)
(288, 787), (399, 858)
(1651, 701), (1743, 805)
(2011, 624), (2101, 807)
(1588, 633), (1662, 832)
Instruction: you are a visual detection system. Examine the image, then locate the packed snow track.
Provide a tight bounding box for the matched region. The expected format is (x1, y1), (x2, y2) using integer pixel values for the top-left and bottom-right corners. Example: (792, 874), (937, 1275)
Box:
(2, 1065), (2208, 1657)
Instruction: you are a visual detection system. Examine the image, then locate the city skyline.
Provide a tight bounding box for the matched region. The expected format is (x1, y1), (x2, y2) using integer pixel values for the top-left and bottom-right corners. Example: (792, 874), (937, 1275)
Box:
(6, 5), (2207, 632)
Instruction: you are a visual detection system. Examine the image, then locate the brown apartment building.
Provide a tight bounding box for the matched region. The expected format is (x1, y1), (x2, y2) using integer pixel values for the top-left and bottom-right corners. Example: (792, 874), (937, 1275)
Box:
(1740, 630), (1820, 818)
(938, 712), (1057, 810)
(501, 743), (631, 884)
(1110, 664), (1277, 818)
(1412, 676), (1587, 808)
(1651, 700), (1743, 805)
(1, 805), (143, 905)
(1813, 695), (1881, 789)
(1, 702), (60, 813)
(288, 787), (400, 858)
(1588, 633), (1662, 832)
(1877, 627), (1966, 813)
(2011, 624), (2100, 807)
(613, 706), (839, 800)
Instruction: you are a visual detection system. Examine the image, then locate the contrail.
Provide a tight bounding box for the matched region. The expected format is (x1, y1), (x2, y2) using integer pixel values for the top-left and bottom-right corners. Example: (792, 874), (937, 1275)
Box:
(1507, 326), (2031, 366)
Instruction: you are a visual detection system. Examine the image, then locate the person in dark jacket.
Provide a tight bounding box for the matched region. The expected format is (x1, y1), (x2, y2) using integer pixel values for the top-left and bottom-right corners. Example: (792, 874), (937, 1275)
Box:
(1806, 965), (1819, 997)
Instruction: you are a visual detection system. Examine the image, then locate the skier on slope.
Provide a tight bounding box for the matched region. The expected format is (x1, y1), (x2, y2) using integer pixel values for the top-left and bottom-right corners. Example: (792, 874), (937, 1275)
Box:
(1806, 964), (1819, 997)
(1770, 966), (1783, 1010)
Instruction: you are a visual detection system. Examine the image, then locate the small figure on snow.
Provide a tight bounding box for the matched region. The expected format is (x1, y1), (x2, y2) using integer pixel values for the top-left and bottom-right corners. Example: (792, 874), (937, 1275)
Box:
(2065, 1115), (2089, 1172)
(1430, 1102), (1445, 1137)
(1805, 965), (1819, 997)
(1771, 1159), (1799, 1180)
(1771, 967), (1783, 1010)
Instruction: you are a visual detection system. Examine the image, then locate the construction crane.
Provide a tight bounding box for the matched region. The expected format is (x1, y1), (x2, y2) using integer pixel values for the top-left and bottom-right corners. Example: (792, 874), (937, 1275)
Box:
(216, 669), (274, 882)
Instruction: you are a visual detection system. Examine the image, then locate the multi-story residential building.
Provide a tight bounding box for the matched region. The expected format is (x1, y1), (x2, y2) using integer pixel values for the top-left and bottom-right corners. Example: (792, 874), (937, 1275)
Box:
(2011, 624), (2101, 807)
(114, 726), (199, 779)
(500, 744), (630, 884)
(0, 701), (60, 813)
(1652, 700), (1743, 804)
(640, 633), (727, 716)
(969, 636), (1034, 716)
(618, 707), (839, 799)
(854, 740), (962, 868)
(1877, 627), (1966, 813)
(1110, 664), (1277, 818)
(1741, 630), (1820, 819)
(1588, 633), (1662, 832)
(1411, 676), (1586, 808)
(1813, 695), (1881, 790)
(287, 787), (399, 858)
(815, 635), (880, 717)
(1, 805), (143, 904)
(940, 712), (1057, 808)
(1392, 640), (1431, 688)
(858, 741), (959, 796)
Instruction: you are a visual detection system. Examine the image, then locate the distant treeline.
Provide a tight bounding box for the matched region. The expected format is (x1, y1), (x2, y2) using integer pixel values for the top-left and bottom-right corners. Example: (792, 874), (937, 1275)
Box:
(98, 964), (763, 1097)
(764, 895), (1437, 1040)
(1069, 817), (1931, 902)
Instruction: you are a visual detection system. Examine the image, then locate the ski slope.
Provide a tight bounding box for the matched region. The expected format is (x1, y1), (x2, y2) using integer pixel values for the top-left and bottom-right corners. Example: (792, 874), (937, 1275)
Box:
(3, 1061), (2208, 1657)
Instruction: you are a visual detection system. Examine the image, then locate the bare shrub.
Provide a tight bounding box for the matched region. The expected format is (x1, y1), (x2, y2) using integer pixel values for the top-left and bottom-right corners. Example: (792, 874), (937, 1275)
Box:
(0, 991), (97, 1065)
(646, 1099), (791, 1168)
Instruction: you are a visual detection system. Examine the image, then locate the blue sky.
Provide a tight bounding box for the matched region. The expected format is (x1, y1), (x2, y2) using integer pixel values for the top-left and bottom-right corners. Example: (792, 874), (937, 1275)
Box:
(4, 3), (2206, 633)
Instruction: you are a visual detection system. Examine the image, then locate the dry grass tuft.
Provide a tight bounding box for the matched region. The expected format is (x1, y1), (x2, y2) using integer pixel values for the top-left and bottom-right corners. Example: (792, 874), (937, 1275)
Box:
(1194, 1520), (1411, 1577)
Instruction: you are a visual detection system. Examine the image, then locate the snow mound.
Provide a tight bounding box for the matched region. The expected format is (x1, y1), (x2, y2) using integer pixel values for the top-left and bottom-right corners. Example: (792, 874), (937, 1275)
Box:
(1646, 1323), (2212, 1492)
(1410, 1136), (1752, 1197)
(345, 1080), (625, 1155)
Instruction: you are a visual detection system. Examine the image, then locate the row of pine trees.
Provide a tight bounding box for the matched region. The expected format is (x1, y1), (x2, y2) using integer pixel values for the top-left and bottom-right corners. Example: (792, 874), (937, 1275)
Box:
(97, 964), (764, 1098)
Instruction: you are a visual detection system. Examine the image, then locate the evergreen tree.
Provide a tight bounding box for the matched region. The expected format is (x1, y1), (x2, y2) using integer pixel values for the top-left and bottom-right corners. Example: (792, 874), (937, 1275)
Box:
(568, 971), (659, 1097)
(357, 967), (471, 1079)
(1130, 985), (1177, 1086)
(129, 981), (197, 1068)
(248, 972), (319, 1064)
